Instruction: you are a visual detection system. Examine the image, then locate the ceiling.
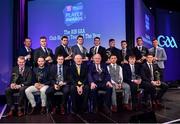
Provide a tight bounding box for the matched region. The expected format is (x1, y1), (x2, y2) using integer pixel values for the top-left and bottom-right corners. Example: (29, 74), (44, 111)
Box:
(143, 0), (180, 12)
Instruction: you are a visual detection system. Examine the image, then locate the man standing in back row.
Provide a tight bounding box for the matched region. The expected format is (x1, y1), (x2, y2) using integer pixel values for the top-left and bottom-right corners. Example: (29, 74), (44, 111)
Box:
(149, 38), (167, 81)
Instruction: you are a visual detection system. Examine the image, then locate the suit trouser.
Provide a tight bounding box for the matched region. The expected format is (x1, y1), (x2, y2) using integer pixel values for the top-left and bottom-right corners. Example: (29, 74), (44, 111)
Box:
(25, 85), (49, 107)
(159, 68), (164, 81)
(5, 86), (28, 110)
(141, 81), (168, 102)
(71, 85), (89, 112)
(112, 83), (131, 106)
(91, 83), (112, 109)
(46, 85), (70, 111)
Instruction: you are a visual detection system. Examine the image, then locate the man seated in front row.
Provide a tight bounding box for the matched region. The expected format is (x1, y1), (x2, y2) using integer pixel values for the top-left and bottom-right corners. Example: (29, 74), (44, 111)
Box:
(25, 56), (51, 115)
(71, 54), (89, 113)
(141, 53), (168, 108)
(5, 56), (32, 117)
(88, 54), (112, 114)
(123, 55), (142, 110)
(46, 55), (71, 115)
(107, 55), (131, 112)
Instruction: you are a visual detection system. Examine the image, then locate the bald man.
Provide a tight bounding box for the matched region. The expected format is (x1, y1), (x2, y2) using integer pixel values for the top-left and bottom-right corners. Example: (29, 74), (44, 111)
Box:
(88, 54), (112, 114)
(70, 54), (89, 113)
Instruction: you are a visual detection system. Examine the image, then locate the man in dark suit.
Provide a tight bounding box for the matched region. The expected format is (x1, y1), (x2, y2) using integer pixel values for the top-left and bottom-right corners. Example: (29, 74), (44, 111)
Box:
(25, 56), (51, 115)
(89, 37), (107, 63)
(55, 36), (72, 66)
(88, 54), (113, 113)
(133, 37), (149, 64)
(123, 55), (141, 109)
(5, 56), (32, 117)
(46, 55), (71, 115)
(141, 53), (168, 108)
(71, 54), (89, 113)
(33, 36), (54, 66)
(119, 40), (132, 65)
(71, 35), (89, 63)
(105, 39), (121, 65)
(18, 37), (34, 67)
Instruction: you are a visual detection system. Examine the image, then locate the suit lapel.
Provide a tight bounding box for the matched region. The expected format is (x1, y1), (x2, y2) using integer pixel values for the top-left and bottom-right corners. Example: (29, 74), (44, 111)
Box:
(145, 63), (151, 75)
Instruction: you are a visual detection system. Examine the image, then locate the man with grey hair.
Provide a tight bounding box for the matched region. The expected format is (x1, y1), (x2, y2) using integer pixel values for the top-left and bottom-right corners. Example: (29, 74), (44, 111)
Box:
(88, 54), (112, 114)
(70, 54), (89, 113)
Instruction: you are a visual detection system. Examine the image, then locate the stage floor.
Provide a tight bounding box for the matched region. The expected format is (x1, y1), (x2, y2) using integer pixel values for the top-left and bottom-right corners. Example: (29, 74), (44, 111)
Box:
(0, 89), (180, 123)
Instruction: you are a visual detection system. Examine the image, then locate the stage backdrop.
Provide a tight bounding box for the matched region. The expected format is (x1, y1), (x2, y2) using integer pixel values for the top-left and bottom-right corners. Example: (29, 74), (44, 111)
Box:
(134, 0), (180, 81)
(134, 0), (155, 47)
(28, 0), (126, 52)
(0, 0), (13, 95)
(156, 9), (180, 81)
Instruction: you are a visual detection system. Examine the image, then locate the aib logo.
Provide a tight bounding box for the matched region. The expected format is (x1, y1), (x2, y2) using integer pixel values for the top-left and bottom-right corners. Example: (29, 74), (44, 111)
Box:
(157, 35), (178, 48)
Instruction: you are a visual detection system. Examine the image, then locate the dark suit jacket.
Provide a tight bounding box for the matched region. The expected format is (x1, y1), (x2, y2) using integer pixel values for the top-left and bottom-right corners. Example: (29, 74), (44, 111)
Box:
(106, 47), (121, 64)
(133, 46), (149, 61)
(71, 45), (88, 59)
(88, 63), (111, 85)
(71, 63), (88, 86)
(49, 64), (71, 85)
(10, 66), (32, 86)
(33, 47), (54, 64)
(89, 46), (107, 63)
(32, 66), (51, 85)
(141, 63), (160, 83)
(18, 46), (34, 66)
(119, 49), (133, 64)
(122, 64), (141, 84)
(55, 45), (71, 65)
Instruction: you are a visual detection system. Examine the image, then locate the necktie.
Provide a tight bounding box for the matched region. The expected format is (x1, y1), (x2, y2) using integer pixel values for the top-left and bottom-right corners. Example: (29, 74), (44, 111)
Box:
(139, 46), (142, 51)
(113, 64), (116, 70)
(59, 65), (62, 76)
(27, 48), (31, 53)
(132, 65), (135, 73)
(19, 68), (24, 75)
(64, 46), (69, 54)
(122, 49), (126, 60)
(131, 65), (136, 79)
(149, 64), (154, 81)
(154, 47), (156, 57)
(94, 47), (97, 54)
(77, 66), (80, 75)
(44, 48), (48, 55)
(79, 45), (83, 53)
(96, 64), (102, 73)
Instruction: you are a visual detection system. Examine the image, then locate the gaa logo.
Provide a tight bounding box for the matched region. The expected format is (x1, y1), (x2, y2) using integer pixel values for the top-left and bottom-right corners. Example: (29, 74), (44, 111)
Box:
(157, 35), (178, 48)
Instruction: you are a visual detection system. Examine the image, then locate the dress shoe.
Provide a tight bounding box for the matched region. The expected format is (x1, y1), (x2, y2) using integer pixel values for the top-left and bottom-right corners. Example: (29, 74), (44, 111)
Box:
(103, 105), (112, 116)
(6, 110), (13, 117)
(40, 107), (46, 114)
(156, 100), (164, 108)
(123, 104), (132, 111)
(60, 105), (65, 115)
(18, 110), (24, 117)
(51, 107), (56, 115)
(93, 107), (98, 113)
(28, 107), (35, 115)
(111, 105), (117, 112)
(152, 101), (158, 109)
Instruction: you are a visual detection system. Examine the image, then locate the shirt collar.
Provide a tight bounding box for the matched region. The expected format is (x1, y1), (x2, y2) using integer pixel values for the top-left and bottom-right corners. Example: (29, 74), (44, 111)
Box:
(77, 44), (82, 48)
(41, 46), (46, 50)
(147, 62), (153, 65)
(111, 63), (117, 66)
(62, 44), (67, 48)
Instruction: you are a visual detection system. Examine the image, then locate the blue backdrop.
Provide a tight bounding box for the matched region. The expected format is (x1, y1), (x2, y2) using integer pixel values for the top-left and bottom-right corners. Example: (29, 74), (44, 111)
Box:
(28, 0), (126, 51)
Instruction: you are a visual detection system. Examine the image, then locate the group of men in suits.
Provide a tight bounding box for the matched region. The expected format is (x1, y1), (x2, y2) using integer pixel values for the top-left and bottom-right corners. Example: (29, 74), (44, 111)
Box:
(5, 35), (168, 117)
